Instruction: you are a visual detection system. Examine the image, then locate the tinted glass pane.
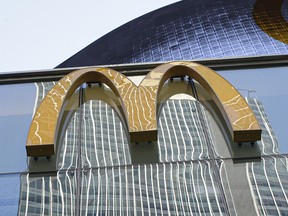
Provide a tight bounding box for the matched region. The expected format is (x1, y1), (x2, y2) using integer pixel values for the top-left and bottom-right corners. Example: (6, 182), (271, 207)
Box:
(18, 171), (77, 215)
(0, 174), (21, 215)
(248, 156), (288, 215)
(57, 107), (80, 170)
(0, 83), (36, 173)
(222, 156), (288, 215)
(158, 99), (213, 161)
(81, 85), (131, 168)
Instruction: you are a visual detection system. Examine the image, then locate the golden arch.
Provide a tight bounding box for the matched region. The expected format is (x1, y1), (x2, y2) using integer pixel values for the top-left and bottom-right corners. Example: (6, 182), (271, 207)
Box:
(26, 61), (261, 157)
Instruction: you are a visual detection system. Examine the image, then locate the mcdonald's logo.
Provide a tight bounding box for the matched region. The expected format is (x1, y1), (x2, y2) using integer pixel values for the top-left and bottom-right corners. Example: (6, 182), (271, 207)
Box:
(26, 62), (262, 157)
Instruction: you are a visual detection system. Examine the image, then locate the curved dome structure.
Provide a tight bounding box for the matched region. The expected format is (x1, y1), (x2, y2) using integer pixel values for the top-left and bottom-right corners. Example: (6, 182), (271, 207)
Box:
(56, 0), (288, 68)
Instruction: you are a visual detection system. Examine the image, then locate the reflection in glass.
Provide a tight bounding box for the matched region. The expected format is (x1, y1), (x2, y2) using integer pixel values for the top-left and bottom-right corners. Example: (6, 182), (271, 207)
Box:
(218, 66), (288, 154)
(57, 110), (80, 170)
(15, 73), (288, 215)
(80, 100), (131, 168)
(81, 162), (229, 215)
(79, 97), (218, 167)
(158, 99), (214, 161)
(78, 77), (222, 167)
(248, 156), (288, 215)
(246, 98), (279, 155)
(18, 171), (77, 215)
(34, 82), (57, 110)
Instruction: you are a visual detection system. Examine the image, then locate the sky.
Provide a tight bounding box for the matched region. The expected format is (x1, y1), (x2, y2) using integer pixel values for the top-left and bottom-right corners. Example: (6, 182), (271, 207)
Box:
(0, 0), (178, 73)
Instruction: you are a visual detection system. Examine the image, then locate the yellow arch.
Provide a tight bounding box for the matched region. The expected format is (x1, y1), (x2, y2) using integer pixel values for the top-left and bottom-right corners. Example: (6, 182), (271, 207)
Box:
(142, 61), (261, 144)
(26, 62), (261, 157)
(26, 67), (136, 157)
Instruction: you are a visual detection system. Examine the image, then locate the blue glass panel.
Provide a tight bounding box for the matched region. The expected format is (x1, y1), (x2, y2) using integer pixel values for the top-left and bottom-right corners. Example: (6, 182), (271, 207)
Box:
(0, 84), (36, 173)
(0, 174), (21, 215)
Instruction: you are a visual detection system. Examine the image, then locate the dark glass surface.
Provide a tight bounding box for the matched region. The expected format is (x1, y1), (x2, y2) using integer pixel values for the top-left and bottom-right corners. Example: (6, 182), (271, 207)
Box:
(57, 0), (288, 68)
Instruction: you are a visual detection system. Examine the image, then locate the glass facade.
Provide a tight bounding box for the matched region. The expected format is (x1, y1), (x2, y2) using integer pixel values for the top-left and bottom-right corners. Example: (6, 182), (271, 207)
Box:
(19, 79), (232, 215)
(0, 67), (287, 215)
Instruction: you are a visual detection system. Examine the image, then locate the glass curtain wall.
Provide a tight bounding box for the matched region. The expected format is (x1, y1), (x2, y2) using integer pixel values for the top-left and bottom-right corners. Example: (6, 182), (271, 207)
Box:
(0, 66), (288, 215)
